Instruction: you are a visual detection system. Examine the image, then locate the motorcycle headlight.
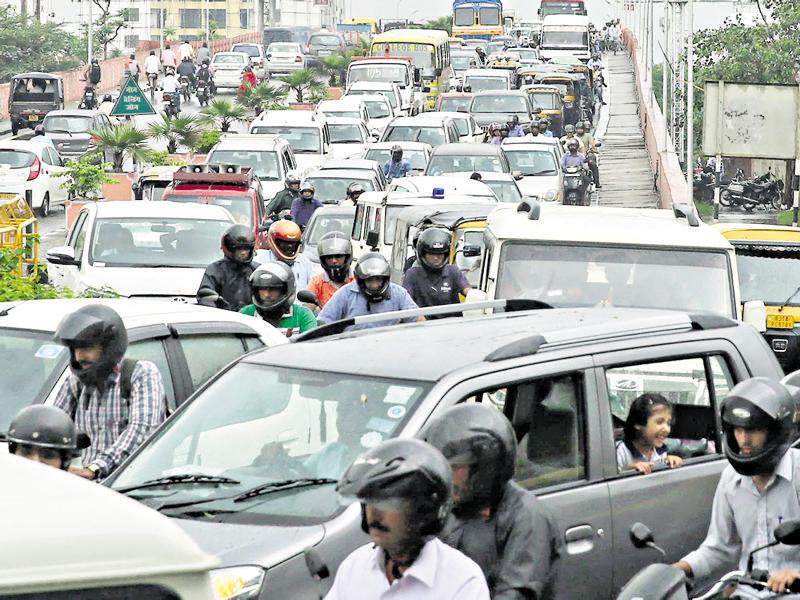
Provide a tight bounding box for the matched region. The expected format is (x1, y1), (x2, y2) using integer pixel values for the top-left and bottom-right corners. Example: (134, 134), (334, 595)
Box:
(212, 566), (266, 599)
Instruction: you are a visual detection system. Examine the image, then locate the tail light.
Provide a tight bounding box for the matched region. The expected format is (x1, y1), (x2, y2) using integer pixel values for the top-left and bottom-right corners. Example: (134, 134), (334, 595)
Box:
(295, 56), (302, 63)
(89, 135), (98, 145)
(27, 156), (41, 181)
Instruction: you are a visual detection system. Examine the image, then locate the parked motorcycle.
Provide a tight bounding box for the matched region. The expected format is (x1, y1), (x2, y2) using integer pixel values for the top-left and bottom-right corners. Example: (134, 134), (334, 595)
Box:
(196, 80), (210, 106)
(721, 168), (784, 212)
(693, 165), (716, 202)
(78, 85), (97, 110)
(562, 165), (591, 206)
(163, 92), (179, 118)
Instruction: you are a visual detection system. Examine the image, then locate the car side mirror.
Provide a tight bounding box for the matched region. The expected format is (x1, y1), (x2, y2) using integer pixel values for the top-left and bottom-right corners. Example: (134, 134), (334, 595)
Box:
(456, 84), (463, 92)
(399, 84), (406, 89)
(463, 85), (472, 93)
(434, 67), (442, 77)
(533, 107), (543, 114)
(266, 54), (272, 60)
(742, 300), (767, 333)
(775, 520), (800, 545)
(45, 246), (79, 266)
(422, 86), (431, 93)
(461, 244), (481, 258)
(365, 229), (379, 249)
(512, 170), (523, 181)
(414, 68), (421, 84)
(34, 125), (44, 136)
(629, 523), (655, 549)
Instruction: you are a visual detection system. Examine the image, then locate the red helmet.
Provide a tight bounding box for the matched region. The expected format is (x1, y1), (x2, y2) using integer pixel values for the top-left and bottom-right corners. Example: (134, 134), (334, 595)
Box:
(268, 220), (302, 262)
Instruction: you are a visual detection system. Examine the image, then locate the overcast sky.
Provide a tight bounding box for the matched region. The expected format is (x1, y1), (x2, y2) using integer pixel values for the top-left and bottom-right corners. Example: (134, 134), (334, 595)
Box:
(347, 0), (550, 22)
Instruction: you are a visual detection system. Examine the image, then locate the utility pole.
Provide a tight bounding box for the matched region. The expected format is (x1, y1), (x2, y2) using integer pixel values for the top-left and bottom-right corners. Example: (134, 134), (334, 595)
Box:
(88, 0), (93, 62)
(255, 0), (264, 39)
(20, 0), (26, 17)
(685, 0), (694, 203)
(159, 0), (164, 49)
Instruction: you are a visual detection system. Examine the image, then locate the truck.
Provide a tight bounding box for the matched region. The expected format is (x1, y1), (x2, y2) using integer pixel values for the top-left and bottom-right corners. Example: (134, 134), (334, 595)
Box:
(539, 14), (591, 62)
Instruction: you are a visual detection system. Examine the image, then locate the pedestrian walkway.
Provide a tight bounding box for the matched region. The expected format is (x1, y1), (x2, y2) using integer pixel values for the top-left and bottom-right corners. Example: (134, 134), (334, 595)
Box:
(596, 52), (659, 209)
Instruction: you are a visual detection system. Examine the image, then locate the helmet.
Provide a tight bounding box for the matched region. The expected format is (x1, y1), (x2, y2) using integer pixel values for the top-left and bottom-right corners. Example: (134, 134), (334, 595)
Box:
(317, 233), (353, 283)
(250, 262), (296, 316)
(7, 405), (82, 469)
(567, 139), (580, 150)
(300, 182), (315, 196)
(421, 403), (516, 513)
(285, 170), (302, 187)
(564, 124), (575, 134)
(576, 121), (586, 131)
(583, 120), (592, 130)
(337, 438), (452, 538)
(54, 304), (128, 388)
(721, 377), (798, 476)
(221, 224), (256, 264)
(267, 220), (302, 262)
(538, 118), (550, 128)
(489, 121), (502, 134)
(103, 94), (112, 102)
(391, 144), (403, 153)
(416, 227), (451, 272)
(347, 182), (365, 198)
(507, 114), (520, 126)
(354, 252), (391, 301)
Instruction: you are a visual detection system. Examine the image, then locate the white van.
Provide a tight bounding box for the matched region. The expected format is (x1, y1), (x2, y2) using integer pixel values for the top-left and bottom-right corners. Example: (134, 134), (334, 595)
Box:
(539, 15), (591, 62)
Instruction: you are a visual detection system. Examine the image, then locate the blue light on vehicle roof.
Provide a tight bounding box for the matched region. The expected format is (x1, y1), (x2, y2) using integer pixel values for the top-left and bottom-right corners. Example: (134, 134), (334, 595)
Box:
(432, 187), (445, 199)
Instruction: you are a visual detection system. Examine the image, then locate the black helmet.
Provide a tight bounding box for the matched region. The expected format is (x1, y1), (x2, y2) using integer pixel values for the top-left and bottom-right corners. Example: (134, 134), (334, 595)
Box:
(7, 405), (82, 469)
(721, 377), (798, 476)
(337, 438), (452, 537)
(347, 182), (365, 198)
(317, 233), (353, 283)
(416, 227), (451, 273)
(221, 224), (256, 264)
(354, 252), (391, 301)
(54, 304), (128, 388)
(103, 94), (112, 102)
(250, 262), (296, 316)
(421, 404), (516, 514)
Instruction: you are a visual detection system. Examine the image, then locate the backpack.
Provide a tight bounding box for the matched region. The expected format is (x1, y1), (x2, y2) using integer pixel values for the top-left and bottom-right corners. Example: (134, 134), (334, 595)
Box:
(76, 358), (139, 408)
(89, 64), (101, 84)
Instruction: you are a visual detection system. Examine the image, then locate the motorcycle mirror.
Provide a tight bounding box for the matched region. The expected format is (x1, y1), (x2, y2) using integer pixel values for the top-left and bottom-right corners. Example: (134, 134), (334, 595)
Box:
(630, 522), (655, 549)
(774, 519), (800, 545)
(297, 290), (320, 306)
(197, 287), (220, 303)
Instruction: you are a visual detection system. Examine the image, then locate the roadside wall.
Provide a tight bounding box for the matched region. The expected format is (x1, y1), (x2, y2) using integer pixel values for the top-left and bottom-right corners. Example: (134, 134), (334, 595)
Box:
(622, 27), (688, 209)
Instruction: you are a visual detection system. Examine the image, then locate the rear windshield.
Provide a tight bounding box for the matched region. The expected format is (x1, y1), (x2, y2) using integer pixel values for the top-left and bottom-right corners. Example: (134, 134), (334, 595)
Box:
(165, 193), (253, 227)
(206, 149), (280, 180)
(0, 150), (35, 168)
(363, 100), (392, 118)
(306, 177), (375, 203)
(528, 92), (559, 109)
(348, 89), (397, 108)
(471, 95), (529, 113)
(213, 54), (247, 65)
(232, 45), (260, 57)
(268, 43), (301, 53)
(329, 124), (365, 143)
(384, 126), (445, 147)
(43, 115), (92, 133)
(465, 76), (509, 91)
(365, 148), (428, 171)
(439, 96), (472, 112)
(250, 126), (321, 153)
(310, 34), (341, 46)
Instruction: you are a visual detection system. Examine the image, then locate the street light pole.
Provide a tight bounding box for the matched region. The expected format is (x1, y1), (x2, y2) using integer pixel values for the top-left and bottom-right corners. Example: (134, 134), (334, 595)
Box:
(87, 0), (93, 63)
(159, 0), (164, 48)
(685, 0), (694, 203)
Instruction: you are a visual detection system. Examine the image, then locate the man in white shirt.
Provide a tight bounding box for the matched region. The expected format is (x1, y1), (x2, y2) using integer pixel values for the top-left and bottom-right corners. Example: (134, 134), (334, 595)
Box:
(327, 438), (490, 600)
(179, 40), (195, 62)
(144, 51), (161, 78)
(160, 70), (179, 110)
(674, 377), (800, 595)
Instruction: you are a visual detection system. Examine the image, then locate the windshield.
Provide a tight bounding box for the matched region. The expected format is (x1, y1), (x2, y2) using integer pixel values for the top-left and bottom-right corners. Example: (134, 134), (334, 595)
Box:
(504, 149), (558, 176)
(349, 65), (408, 86)
(384, 205), (406, 244)
(213, 54), (247, 65)
(322, 109), (360, 120)
(479, 7), (501, 24)
(484, 180), (522, 203)
(426, 153), (504, 176)
(268, 43), (301, 53)
(305, 212), (355, 247)
(470, 95), (529, 113)
(370, 42), (435, 70)
(206, 150), (280, 180)
(0, 330), (68, 432)
(541, 1), (587, 16)
(365, 148), (428, 171)
(528, 92), (559, 109)
(736, 247), (800, 304)
(110, 364), (430, 525)
(43, 116), (92, 133)
(310, 34), (342, 46)
(509, 49), (539, 62)
(167, 194), (253, 227)
(232, 45), (260, 57)
(348, 89), (397, 108)
(439, 96), (472, 112)
(486, 42), (506, 55)
(89, 217), (231, 268)
(454, 7), (475, 26)
(250, 126), (321, 153)
(364, 100), (391, 118)
(452, 54), (477, 71)
(385, 126), (445, 147)
(141, 181), (169, 202)
(307, 177), (374, 203)
(541, 30), (589, 48)
(0, 150), (35, 168)
(329, 124), (366, 143)
(539, 81), (570, 95)
(465, 76), (509, 92)
(497, 243), (733, 315)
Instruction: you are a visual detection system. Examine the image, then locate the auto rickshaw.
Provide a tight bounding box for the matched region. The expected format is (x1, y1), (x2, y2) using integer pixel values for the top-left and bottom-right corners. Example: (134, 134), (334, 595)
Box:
(8, 72), (64, 136)
(131, 165), (183, 201)
(520, 84), (565, 135)
(533, 72), (588, 126)
(487, 54), (522, 88)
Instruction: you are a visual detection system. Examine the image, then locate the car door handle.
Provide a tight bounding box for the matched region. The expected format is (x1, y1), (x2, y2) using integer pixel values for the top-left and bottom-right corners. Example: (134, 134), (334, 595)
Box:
(564, 525), (598, 555)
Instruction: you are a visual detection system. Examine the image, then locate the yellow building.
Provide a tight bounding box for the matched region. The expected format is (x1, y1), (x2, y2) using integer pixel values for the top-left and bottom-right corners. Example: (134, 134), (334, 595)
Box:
(151, 0), (256, 41)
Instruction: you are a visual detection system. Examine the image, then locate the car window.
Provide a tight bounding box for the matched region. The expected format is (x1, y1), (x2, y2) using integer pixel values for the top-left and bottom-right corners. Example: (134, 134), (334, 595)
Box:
(40, 148), (54, 165)
(352, 203), (366, 240)
(126, 338), (176, 412)
(70, 211), (89, 258)
(49, 148), (64, 166)
(180, 334), (247, 390)
(606, 355), (733, 473)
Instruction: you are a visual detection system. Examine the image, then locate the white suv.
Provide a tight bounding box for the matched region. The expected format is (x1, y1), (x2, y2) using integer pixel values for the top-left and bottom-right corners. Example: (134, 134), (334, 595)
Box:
(249, 110), (331, 173)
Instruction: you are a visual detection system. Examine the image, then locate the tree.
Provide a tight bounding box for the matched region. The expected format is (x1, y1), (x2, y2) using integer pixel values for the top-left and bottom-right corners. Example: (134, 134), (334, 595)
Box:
(54, 153), (115, 199)
(236, 81), (288, 115)
(317, 53), (348, 86)
(80, 2), (129, 59)
(200, 98), (249, 132)
(90, 125), (150, 172)
(278, 69), (326, 104)
(148, 113), (202, 154)
(414, 15), (452, 35)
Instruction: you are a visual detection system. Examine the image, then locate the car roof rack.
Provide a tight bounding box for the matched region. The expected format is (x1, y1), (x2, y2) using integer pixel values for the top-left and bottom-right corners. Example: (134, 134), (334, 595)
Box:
(173, 164), (255, 186)
(294, 298), (551, 342)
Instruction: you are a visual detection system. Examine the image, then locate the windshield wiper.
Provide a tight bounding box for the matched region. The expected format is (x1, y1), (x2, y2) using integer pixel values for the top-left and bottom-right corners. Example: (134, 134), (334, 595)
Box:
(47, 129), (74, 136)
(233, 477), (337, 503)
(779, 285), (800, 311)
(116, 473), (241, 494)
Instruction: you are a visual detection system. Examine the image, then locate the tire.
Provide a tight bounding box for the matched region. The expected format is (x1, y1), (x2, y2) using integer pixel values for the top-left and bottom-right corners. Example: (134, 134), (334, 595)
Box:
(37, 193), (50, 218)
(719, 189), (732, 207)
(11, 121), (18, 136)
(771, 191), (783, 210)
(742, 198), (757, 212)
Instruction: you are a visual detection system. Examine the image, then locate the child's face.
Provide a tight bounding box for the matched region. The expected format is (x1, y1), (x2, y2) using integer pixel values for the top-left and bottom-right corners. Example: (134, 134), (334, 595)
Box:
(640, 405), (672, 448)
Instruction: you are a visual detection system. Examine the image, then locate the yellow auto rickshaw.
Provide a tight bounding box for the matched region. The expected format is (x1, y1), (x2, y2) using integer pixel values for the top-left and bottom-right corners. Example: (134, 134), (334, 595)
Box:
(132, 165), (183, 201)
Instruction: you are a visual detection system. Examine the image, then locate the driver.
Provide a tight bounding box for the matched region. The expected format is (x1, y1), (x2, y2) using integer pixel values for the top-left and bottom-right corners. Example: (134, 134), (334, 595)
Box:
(304, 396), (373, 479)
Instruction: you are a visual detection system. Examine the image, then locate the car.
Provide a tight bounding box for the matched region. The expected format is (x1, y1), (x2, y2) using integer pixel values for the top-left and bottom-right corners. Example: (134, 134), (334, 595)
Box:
(364, 141), (433, 175)
(302, 167), (381, 204)
(206, 134), (299, 199)
(469, 90), (535, 130)
(2, 451), (218, 598)
(231, 42), (268, 79)
(507, 46), (542, 66)
(435, 91), (474, 112)
(434, 110), (486, 143)
(379, 113), (462, 148)
(45, 201), (237, 302)
(105, 304), (787, 599)
(249, 110), (332, 173)
(462, 68), (513, 92)
(265, 41), (306, 75)
(301, 204), (355, 265)
(306, 30), (347, 65)
(346, 57), (425, 116)
(210, 51), (251, 90)
(384, 175), (498, 200)
(345, 81), (404, 117)
(352, 94), (395, 135)
(326, 117), (375, 159)
(486, 40), (510, 56)
(131, 165), (182, 202)
(464, 38), (489, 51)
(444, 171), (525, 203)
(40, 108), (113, 161)
(0, 138), (68, 217)
(264, 26), (293, 46)
(0, 298), (286, 429)
(316, 98), (369, 125)
(500, 139), (563, 201)
(424, 143), (512, 176)
(318, 158), (388, 189)
(451, 49), (481, 79)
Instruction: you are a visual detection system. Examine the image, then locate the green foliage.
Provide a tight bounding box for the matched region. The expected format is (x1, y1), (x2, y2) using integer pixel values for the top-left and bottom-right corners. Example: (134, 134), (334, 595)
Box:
(652, 64), (664, 112)
(147, 113), (202, 154)
(236, 82), (288, 115)
(193, 129), (221, 154)
(144, 149), (189, 167)
(199, 98), (249, 132)
(111, 48), (123, 58)
(278, 69), (326, 104)
(412, 15), (453, 35)
(90, 125), (150, 172)
(0, 6), (82, 82)
(53, 153), (115, 199)
(317, 53), (348, 86)
(79, 2), (128, 59)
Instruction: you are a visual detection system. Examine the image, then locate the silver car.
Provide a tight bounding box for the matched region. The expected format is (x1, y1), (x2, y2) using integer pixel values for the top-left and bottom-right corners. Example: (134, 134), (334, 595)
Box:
(265, 42), (306, 75)
(40, 109), (112, 159)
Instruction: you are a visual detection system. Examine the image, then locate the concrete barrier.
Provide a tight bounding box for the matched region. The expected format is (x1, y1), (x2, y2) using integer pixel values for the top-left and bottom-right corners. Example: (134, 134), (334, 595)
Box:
(622, 27), (688, 209)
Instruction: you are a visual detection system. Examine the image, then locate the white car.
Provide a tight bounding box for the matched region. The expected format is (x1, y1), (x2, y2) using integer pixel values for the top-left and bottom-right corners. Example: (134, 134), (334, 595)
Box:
(210, 51), (251, 90)
(379, 113), (462, 148)
(231, 42), (268, 79)
(326, 117), (375, 159)
(316, 98), (370, 125)
(435, 111), (486, 143)
(0, 138), (68, 217)
(265, 41), (306, 75)
(345, 81), (404, 117)
(46, 201), (236, 302)
(354, 93), (395, 136)
(249, 110), (331, 173)
(501, 139), (563, 202)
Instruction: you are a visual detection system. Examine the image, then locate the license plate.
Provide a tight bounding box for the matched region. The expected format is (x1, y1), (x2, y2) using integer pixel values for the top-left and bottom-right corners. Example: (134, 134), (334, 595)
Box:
(28, 115), (38, 122)
(767, 314), (794, 329)
(318, 50), (331, 56)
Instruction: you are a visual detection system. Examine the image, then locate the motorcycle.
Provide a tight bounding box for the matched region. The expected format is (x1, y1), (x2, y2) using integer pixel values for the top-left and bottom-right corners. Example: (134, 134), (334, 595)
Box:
(179, 76), (192, 103)
(562, 165), (591, 206)
(78, 85), (97, 110)
(196, 80), (210, 106)
(147, 72), (159, 102)
(163, 92), (179, 118)
(693, 165), (716, 202)
(721, 168), (784, 212)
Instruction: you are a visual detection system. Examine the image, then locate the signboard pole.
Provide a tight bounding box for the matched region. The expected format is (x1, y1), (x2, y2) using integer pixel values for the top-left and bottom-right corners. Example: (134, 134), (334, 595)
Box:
(794, 81), (800, 227)
(713, 80), (723, 222)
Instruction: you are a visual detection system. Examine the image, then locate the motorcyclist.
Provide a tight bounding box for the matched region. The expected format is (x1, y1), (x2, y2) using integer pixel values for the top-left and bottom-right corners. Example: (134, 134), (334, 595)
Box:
(306, 232), (354, 308)
(197, 224), (259, 311)
(560, 138), (588, 171)
(85, 58), (101, 88)
(240, 64), (257, 91)
(176, 56), (196, 92)
(254, 220), (314, 289)
(266, 170), (302, 219)
(160, 44), (177, 72)
(126, 53), (140, 81)
(98, 94), (115, 119)
(195, 58), (215, 95)
(7, 405), (86, 470)
(559, 124), (586, 153)
(674, 377), (800, 595)
(476, 46), (487, 65)
(290, 182), (323, 229)
(160, 67), (180, 111)
(422, 404), (563, 599)
(383, 144), (412, 180)
(575, 121), (601, 188)
(506, 114), (525, 138)
(537, 118), (554, 137)
(178, 39), (195, 62)
(488, 122), (505, 145)
(144, 50), (161, 84)
(239, 262), (317, 337)
(328, 438), (490, 599)
(340, 182), (366, 207)
(196, 41), (211, 65)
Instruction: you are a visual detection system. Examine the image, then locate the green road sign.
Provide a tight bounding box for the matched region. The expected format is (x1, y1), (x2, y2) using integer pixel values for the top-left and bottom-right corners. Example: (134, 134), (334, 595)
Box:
(110, 76), (156, 117)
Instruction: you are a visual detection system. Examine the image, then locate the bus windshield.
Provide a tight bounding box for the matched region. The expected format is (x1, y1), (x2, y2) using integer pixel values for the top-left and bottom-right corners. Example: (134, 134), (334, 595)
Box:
(371, 42), (435, 69)
(540, 1), (587, 16)
(479, 7), (501, 25)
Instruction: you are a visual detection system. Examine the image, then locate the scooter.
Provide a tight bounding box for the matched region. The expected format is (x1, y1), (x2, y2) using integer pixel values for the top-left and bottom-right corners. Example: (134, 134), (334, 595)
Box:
(163, 92), (179, 117)
(196, 80), (210, 106)
(562, 165), (592, 206)
(79, 85), (97, 110)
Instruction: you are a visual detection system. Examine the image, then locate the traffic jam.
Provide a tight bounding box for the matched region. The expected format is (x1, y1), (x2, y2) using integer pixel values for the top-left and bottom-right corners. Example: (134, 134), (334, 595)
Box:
(2, 0), (800, 598)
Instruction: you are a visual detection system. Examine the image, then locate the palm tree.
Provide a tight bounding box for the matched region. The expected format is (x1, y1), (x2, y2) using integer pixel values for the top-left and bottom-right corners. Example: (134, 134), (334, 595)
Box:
(147, 113), (202, 154)
(90, 125), (149, 172)
(236, 82), (288, 116)
(199, 98), (249, 132)
(277, 69), (326, 104)
(317, 53), (348, 86)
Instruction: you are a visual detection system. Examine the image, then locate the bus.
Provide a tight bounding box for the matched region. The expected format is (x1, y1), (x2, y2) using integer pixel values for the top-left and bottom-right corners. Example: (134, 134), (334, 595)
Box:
(538, 0), (588, 18)
(369, 29), (452, 110)
(451, 0), (504, 40)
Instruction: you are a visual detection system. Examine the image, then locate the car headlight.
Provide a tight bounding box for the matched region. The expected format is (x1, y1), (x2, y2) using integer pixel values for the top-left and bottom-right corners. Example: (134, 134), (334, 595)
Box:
(545, 189), (557, 201)
(212, 566), (266, 599)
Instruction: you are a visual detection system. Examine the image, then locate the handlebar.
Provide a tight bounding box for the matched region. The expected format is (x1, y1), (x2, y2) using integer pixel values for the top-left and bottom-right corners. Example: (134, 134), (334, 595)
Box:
(693, 570), (800, 599)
